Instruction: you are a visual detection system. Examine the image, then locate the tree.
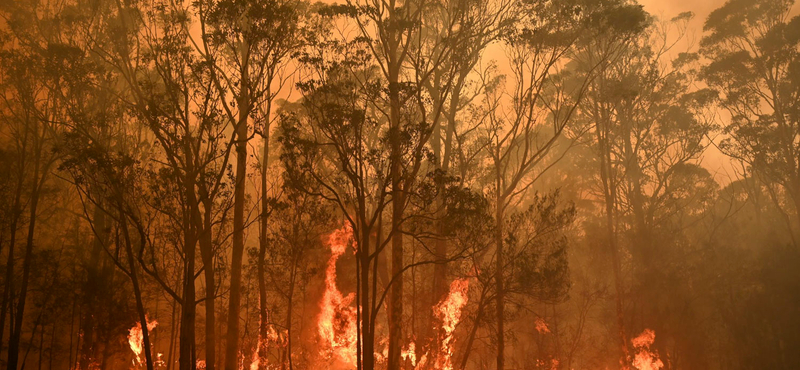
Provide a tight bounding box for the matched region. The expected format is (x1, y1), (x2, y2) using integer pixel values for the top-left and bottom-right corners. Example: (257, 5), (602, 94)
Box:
(473, 1), (647, 367)
(701, 0), (800, 242)
(198, 1), (306, 368)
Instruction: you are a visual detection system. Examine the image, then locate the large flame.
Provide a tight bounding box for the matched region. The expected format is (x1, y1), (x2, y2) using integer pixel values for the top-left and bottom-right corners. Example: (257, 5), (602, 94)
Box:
(631, 329), (664, 370)
(430, 278), (469, 370)
(317, 224), (358, 367)
(127, 317), (158, 366)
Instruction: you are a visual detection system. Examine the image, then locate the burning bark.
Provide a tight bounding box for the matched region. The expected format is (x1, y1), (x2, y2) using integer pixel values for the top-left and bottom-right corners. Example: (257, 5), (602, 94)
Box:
(317, 224), (359, 368)
(128, 317), (158, 367)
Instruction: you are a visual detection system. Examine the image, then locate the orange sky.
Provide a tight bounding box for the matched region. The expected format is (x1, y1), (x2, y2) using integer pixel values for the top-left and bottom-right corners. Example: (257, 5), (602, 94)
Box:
(639, 0), (738, 185)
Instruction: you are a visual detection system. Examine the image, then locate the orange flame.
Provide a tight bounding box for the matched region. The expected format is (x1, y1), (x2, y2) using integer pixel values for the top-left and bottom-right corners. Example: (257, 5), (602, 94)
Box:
(317, 224), (358, 367)
(534, 317), (551, 334)
(250, 324), (287, 370)
(430, 278), (469, 370)
(401, 341), (417, 367)
(127, 317), (158, 367)
(631, 329), (664, 370)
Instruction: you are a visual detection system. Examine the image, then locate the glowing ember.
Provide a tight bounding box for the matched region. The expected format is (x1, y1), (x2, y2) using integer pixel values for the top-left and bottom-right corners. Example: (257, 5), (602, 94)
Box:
(317, 224), (358, 367)
(250, 324), (287, 370)
(631, 329), (664, 370)
(534, 317), (551, 334)
(127, 317), (158, 366)
(431, 278), (469, 370)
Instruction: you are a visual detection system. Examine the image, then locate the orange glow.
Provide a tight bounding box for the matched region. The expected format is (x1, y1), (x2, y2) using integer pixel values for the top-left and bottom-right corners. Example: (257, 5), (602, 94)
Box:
(127, 317), (158, 367)
(631, 329), (664, 370)
(401, 341), (417, 367)
(431, 278), (469, 370)
(317, 224), (358, 368)
(535, 317), (551, 334)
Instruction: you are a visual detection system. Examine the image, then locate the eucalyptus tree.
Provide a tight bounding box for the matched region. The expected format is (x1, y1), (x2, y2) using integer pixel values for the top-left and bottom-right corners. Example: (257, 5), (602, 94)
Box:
(0, 2), (75, 366)
(195, 1), (307, 368)
(86, 1), (241, 369)
(701, 0), (800, 243)
(474, 1), (648, 368)
(572, 12), (717, 367)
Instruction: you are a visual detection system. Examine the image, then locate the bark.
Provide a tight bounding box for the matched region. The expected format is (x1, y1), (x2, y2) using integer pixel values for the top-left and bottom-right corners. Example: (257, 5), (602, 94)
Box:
(0, 133), (26, 360)
(360, 224), (375, 370)
(494, 180), (505, 370)
(181, 167), (200, 370)
(225, 50), (250, 370)
(121, 216), (155, 370)
(77, 205), (108, 370)
(595, 98), (630, 369)
(257, 99), (272, 370)
(458, 288), (486, 370)
(7, 136), (44, 370)
(199, 205), (216, 370)
(387, 51), (404, 370)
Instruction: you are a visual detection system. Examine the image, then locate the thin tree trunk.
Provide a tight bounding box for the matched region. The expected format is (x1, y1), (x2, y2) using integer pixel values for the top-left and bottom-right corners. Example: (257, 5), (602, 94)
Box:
(0, 136), (26, 358)
(168, 296), (178, 370)
(257, 101), (271, 370)
(595, 101), (629, 369)
(181, 168), (199, 370)
(459, 288), (486, 370)
(495, 183), (505, 370)
(360, 225), (375, 370)
(199, 205), (216, 370)
(121, 216), (155, 370)
(8, 140), (44, 370)
(226, 55), (250, 370)
(387, 58), (404, 370)
(77, 204), (107, 370)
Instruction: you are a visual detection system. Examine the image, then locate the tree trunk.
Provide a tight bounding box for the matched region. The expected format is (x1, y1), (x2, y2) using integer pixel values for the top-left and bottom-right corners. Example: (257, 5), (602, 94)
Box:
(199, 205), (216, 370)
(121, 216), (155, 370)
(181, 169), (200, 370)
(77, 204), (108, 370)
(387, 61), (404, 370)
(7, 140), (43, 370)
(0, 136), (26, 361)
(595, 103), (630, 369)
(257, 101), (271, 370)
(226, 55), (250, 370)
(360, 225), (375, 370)
(495, 181), (505, 370)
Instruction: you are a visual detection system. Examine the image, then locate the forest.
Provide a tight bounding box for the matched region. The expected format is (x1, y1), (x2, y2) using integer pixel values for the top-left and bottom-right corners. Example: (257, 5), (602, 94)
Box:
(0, 0), (798, 369)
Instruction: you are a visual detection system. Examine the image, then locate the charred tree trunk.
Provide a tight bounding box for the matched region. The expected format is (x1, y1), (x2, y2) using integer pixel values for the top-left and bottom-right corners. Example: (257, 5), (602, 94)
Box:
(8, 135), (45, 370)
(226, 55), (250, 370)
(121, 216), (155, 370)
(181, 167), (200, 370)
(360, 223), (375, 370)
(199, 205), (216, 370)
(595, 98), (630, 369)
(257, 100), (272, 370)
(0, 143), (26, 363)
(494, 176), (505, 370)
(387, 60), (404, 370)
(77, 204), (109, 370)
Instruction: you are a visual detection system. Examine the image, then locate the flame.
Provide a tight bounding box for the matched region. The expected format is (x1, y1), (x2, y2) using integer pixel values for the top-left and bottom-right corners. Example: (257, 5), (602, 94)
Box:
(250, 324), (288, 370)
(401, 341), (417, 367)
(128, 317), (158, 366)
(317, 224), (358, 367)
(430, 278), (469, 370)
(534, 317), (551, 334)
(631, 329), (664, 370)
